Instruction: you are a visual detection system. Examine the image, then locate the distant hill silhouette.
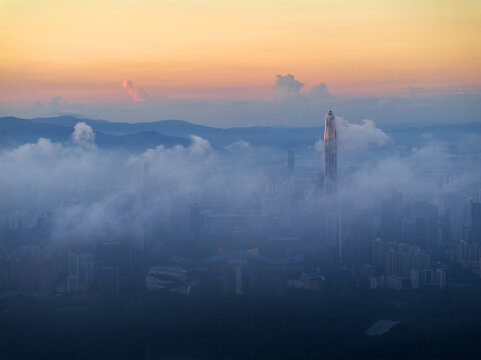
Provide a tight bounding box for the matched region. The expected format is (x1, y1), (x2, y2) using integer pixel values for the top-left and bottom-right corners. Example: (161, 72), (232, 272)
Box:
(1, 115), (480, 152)
(0, 117), (190, 150)
(3, 116), (327, 149)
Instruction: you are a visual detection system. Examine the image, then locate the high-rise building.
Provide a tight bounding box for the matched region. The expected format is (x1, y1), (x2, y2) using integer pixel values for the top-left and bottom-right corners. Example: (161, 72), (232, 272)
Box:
(471, 202), (481, 243)
(436, 268), (446, 289)
(323, 110), (337, 193)
(68, 252), (94, 292)
(410, 269), (419, 289)
(96, 267), (119, 294)
(287, 149), (295, 176)
(380, 192), (403, 243)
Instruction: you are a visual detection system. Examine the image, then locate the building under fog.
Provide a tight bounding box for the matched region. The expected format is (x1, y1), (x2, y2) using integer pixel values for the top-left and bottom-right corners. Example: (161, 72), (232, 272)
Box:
(323, 110), (337, 193)
(172, 250), (304, 295)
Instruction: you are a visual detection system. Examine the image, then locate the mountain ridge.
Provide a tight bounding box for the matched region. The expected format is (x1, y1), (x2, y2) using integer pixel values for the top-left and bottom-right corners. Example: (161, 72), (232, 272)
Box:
(1, 116), (481, 151)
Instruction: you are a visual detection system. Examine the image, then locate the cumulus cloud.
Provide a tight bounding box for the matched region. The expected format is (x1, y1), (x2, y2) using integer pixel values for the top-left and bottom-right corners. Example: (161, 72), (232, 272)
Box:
(72, 122), (95, 146)
(336, 118), (391, 150)
(122, 80), (149, 102)
(189, 135), (212, 155)
(130, 135), (213, 176)
(0, 135), (121, 217)
(315, 117), (391, 152)
(4, 138), (63, 168)
(273, 74), (304, 99)
(225, 140), (252, 152)
(309, 83), (333, 100)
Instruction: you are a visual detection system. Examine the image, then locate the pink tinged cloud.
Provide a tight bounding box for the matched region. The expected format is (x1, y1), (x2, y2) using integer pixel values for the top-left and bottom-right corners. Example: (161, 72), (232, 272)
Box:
(122, 80), (148, 102)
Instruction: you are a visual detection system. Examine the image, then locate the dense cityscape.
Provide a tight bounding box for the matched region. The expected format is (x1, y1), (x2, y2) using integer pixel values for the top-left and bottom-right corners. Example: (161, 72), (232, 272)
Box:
(1, 2), (481, 356)
(1, 112), (480, 297)
(1, 109), (481, 358)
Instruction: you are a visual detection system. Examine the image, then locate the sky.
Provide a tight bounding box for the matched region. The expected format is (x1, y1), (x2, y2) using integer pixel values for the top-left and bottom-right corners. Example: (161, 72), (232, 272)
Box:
(1, 0), (481, 126)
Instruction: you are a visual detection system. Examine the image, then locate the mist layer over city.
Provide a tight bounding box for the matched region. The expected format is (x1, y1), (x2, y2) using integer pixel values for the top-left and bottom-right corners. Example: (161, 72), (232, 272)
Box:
(1, 108), (481, 358)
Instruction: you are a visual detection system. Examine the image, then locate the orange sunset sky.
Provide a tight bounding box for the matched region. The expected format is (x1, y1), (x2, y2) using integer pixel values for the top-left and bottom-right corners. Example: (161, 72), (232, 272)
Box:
(1, 0), (481, 104)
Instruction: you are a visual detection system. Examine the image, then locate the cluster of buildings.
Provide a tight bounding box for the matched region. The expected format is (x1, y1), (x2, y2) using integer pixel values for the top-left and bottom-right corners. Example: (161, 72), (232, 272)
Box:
(0, 111), (480, 297)
(169, 249), (313, 295)
(369, 238), (445, 289)
(456, 202), (481, 276)
(0, 246), (122, 296)
(0, 246), (61, 293)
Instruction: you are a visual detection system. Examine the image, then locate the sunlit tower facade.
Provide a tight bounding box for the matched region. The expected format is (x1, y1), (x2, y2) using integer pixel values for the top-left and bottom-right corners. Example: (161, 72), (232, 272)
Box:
(323, 110), (337, 193)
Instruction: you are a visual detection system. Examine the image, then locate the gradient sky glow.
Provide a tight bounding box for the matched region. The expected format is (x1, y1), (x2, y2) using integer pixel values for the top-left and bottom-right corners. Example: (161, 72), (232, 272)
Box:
(1, 0), (481, 104)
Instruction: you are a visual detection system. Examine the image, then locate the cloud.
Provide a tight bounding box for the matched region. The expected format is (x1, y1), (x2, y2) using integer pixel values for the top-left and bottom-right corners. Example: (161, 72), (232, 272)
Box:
(122, 80), (149, 102)
(72, 122), (95, 146)
(226, 140), (252, 152)
(6, 138), (62, 162)
(48, 96), (68, 108)
(309, 83), (333, 100)
(0, 137), (119, 212)
(315, 117), (391, 152)
(4, 74), (481, 127)
(336, 118), (391, 150)
(403, 84), (423, 97)
(132, 135), (212, 164)
(188, 135), (212, 155)
(339, 157), (419, 206)
(273, 74), (304, 99)
(0, 119), (479, 247)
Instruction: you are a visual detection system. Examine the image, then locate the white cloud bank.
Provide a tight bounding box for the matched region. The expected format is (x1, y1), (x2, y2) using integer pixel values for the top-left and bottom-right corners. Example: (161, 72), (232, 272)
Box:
(315, 116), (391, 152)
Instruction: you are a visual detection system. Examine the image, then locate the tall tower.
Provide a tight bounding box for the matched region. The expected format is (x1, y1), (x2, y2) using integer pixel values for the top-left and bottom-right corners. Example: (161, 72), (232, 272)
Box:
(323, 110), (337, 193)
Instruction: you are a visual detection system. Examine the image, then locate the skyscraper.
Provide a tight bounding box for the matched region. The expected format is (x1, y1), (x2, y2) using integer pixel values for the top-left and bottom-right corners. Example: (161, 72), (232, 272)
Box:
(471, 202), (481, 243)
(324, 110), (337, 193)
(287, 148), (295, 176)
